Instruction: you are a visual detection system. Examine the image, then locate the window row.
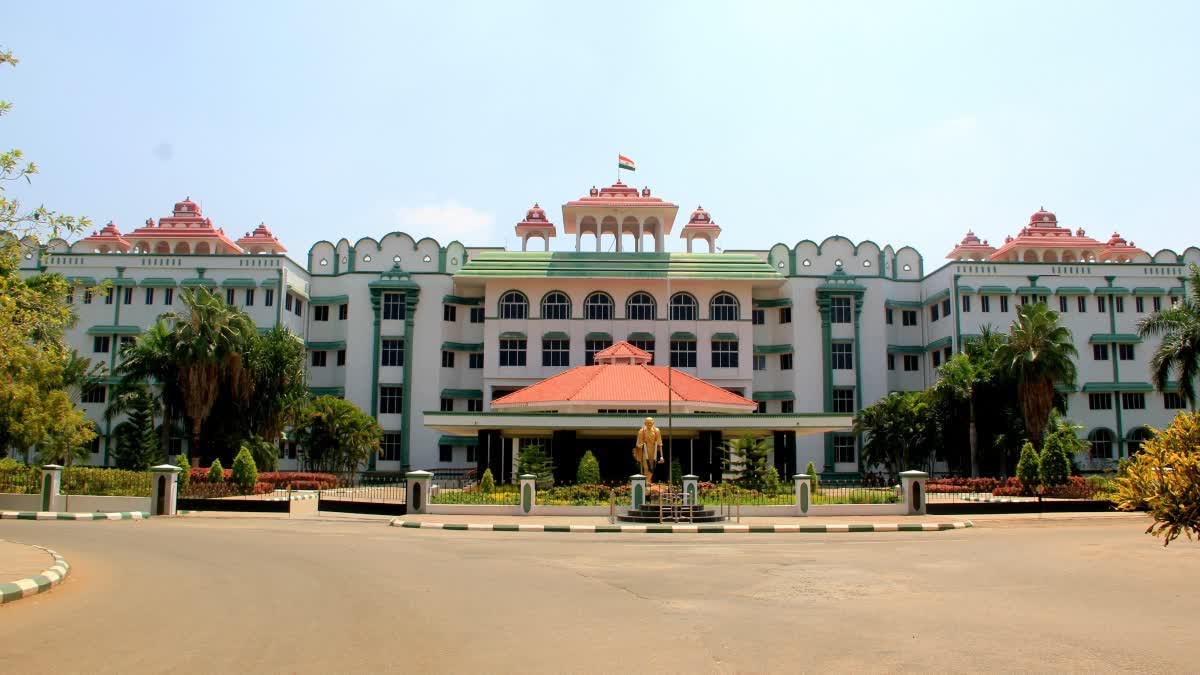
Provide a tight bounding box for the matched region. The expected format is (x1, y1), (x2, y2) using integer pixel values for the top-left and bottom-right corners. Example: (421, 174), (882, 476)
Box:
(492, 338), (744, 368)
(751, 307), (792, 325)
(309, 349), (347, 367)
(496, 290), (742, 321)
(1091, 344), (1136, 361)
(312, 303), (349, 322)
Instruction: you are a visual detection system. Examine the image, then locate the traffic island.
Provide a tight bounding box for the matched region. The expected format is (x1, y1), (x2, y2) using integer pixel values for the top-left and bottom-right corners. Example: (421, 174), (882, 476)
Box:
(0, 540), (70, 605)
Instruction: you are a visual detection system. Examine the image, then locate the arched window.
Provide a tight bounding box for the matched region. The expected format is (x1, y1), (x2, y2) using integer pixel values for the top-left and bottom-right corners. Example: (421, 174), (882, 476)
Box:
(710, 292), (739, 321)
(498, 291), (528, 319)
(540, 291), (571, 320)
(1089, 428), (1115, 460)
(1127, 427), (1153, 455)
(584, 292), (614, 320)
(670, 293), (698, 321)
(625, 292), (656, 320)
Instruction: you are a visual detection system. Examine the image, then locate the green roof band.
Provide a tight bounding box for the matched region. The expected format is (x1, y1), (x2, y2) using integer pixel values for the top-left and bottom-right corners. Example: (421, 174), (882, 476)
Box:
(103, 277), (137, 287)
(309, 294), (350, 304)
(925, 336), (953, 351)
(627, 331), (655, 341)
(1094, 286), (1130, 295)
(542, 331), (570, 340)
(220, 278), (258, 288)
(441, 341), (483, 352)
(180, 278), (217, 288)
(585, 332), (612, 341)
(925, 289), (951, 304)
(499, 331), (527, 339)
(1088, 333), (1142, 344)
(1081, 382), (1153, 393)
(442, 295), (483, 306)
(1132, 286), (1166, 295)
(139, 277), (177, 288)
(977, 285), (1012, 294)
(711, 332), (739, 341)
(884, 299), (923, 309)
(753, 344), (793, 354)
(305, 340), (346, 350)
(455, 251), (783, 280)
(752, 390), (795, 401)
(1167, 286), (1186, 296)
(441, 389), (483, 399)
(438, 435), (479, 447)
(669, 331), (696, 340)
(86, 325), (143, 336)
(752, 298), (792, 308)
(956, 285), (975, 294)
(887, 344), (925, 355)
(1054, 286), (1091, 295)
(65, 276), (98, 286)
(1015, 286), (1052, 295)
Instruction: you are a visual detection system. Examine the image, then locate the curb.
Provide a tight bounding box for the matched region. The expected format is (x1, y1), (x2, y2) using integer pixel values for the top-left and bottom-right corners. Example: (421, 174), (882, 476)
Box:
(388, 519), (974, 534)
(0, 511), (148, 521)
(0, 542), (70, 605)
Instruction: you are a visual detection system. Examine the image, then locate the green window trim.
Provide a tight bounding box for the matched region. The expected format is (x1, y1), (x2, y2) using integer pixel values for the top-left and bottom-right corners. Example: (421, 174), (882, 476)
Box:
(925, 289), (951, 304)
(627, 331), (655, 341)
(669, 331), (696, 340)
(65, 276), (98, 286)
(260, 279), (281, 288)
(309, 387), (345, 397)
(1053, 286), (1091, 295)
(752, 298), (792, 308)
(499, 331), (527, 339)
(438, 435), (480, 447)
(1015, 286), (1051, 295)
(441, 389), (483, 399)
(219, 278), (258, 288)
(753, 344), (793, 354)
(305, 340), (346, 350)
(103, 277), (137, 287)
(977, 285), (1012, 294)
(542, 331), (570, 340)
(1167, 286), (1186, 296)
(1132, 286), (1166, 296)
(1088, 333), (1142, 344)
(956, 285), (975, 294)
(86, 325), (142, 336)
(925, 336), (953, 351)
(441, 341), (484, 352)
(585, 332), (612, 341)
(1054, 383), (1078, 393)
(1080, 382), (1153, 393)
(887, 344), (925, 355)
(442, 294), (483, 306)
(138, 277), (177, 288)
(752, 390), (795, 401)
(309, 294), (350, 304)
(884, 299), (923, 309)
(1093, 286), (1130, 295)
(711, 332), (739, 341)
(179, 278), (216, 288)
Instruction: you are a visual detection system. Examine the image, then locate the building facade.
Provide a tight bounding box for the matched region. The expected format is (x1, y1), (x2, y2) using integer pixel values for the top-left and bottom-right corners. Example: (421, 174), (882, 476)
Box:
(16, 187), (1199, 478)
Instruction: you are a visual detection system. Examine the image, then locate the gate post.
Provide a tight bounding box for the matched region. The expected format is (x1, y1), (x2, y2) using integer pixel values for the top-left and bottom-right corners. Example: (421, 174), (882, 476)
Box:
(519, 474), (536, 515)
(900, 470), (929, 515)
(150, 464), (182, 516)
(630, 474), (647, 510)
(682, 474), (698, 506)
(793, 474), (812, 517)
(40, 465), (63, 513)
(406, 470), (433, 514)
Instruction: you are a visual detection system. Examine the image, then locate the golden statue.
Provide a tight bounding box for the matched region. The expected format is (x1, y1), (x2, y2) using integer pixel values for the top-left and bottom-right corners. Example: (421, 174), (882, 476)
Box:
(633, 417), (664, 483)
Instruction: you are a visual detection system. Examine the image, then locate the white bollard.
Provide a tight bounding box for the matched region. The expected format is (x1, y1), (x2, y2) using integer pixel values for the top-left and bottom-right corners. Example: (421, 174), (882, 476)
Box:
(519, 473), (536, 515)
(40, 464), (63, 513)
(630, 474), (647, 510)
(406, 470), (434, 514)
(793, 473), (812, 517)
(682, 474), (699, 506)
(150, 464), (182, 516)
(900, 470), (929, 515)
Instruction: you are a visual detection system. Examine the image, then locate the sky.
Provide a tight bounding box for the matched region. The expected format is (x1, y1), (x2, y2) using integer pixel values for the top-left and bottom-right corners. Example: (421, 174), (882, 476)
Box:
(3, 1), (1198, 264)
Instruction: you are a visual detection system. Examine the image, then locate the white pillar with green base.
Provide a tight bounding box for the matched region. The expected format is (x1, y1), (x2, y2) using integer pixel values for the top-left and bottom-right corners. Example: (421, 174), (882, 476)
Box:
(793, 474), (812, 517)
(406, 470), (433, 514)
(150, 464), (181, 516)
(40, 465), (63, 512)
(900, 470), (929, 515)
(630, 474), (647, 510)
(682, 474), (698, 506)
(519, 474), (536, 515)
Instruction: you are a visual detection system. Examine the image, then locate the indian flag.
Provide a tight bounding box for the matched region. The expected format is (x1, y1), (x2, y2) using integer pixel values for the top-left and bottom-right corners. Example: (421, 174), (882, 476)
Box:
(618, 154), (636, 171)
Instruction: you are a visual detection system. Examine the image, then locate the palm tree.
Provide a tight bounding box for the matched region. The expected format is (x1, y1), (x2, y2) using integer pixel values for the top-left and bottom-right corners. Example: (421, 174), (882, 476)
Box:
(1137, 263), (1200, 409)
(117, 319), (184, 457)
(243, 325), (308, 444)
(994, 302), (1078, 448)
(292, 396), (383, 475)
(933, 325), (1005, 477)
(853, 392), (939, 479)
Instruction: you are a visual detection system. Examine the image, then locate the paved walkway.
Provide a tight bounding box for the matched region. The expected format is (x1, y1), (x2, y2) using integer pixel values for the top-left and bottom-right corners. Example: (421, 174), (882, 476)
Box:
(0, 540), (52, 582)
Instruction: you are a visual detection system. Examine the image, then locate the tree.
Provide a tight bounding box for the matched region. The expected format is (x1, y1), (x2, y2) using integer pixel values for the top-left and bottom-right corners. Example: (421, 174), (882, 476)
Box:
(242, 435), (278, 473)
(517, 444), (554, 489)
(1137, 263), (1200, 409)
(994, 303), (1078, 448)
(479, 468), (496, 494)
(933, 354), (984, 477)
(722, 434), (774, 489)
(231, 447), (259, 493)
(108, 386), (160, 470)
(853, 392), (939, 478)
(292, 396), (383, 475)
(208, 459), (224, 483)
(176, 453), (192, 492)
(1113, 411), (1200, 546)
(243, 326), (307, 444)
(576, 450), (601, 485)
(805, 460), (820, 494)
(1038, 433), (1071, 489)
(116, 320), (184, 458)
(1016, 442), (1040, 494)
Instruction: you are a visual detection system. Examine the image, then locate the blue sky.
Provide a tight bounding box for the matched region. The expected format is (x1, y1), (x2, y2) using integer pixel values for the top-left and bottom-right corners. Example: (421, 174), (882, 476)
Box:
(4, 1), (1198, 263)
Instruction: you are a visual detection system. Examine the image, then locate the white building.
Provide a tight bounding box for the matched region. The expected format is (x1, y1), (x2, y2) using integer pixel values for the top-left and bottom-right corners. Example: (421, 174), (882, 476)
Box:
(17, 187), (1199, 480)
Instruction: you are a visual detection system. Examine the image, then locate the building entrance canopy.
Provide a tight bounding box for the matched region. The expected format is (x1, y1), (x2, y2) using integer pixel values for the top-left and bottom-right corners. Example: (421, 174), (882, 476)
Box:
(422, 411), (852, 438)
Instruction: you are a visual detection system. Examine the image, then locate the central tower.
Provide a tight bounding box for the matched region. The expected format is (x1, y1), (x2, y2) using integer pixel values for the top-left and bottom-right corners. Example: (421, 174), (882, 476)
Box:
(561, 181), (680, 252)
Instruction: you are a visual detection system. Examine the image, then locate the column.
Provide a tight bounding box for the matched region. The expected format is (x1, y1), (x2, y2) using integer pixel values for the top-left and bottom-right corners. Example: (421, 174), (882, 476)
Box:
(149, 464), (181, 516)
(406, 470), (433, 514)
(400, 292), (421, 471)
(793, 473), (812, 516)
(900, 470), (928, 515)
(40, 464), (63, 512)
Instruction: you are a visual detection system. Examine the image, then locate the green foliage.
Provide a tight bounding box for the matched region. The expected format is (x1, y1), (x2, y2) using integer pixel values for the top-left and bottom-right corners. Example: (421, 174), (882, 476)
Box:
(243, 326), (308, 444)
(1016, 442), (1040, 493)
(517, 444), (554, 489)
(576, 450), (601, 485)
(994, 303), (1078, 446)
(1137, 263), (1200, 409)
(479, 468), (496, 493)
(854, 392), (939, 477)
(805, 460), (820, 494)
(110, 386), (160, 471)
(761, 466), (782, 495)
(231, 447), (259, 492)
(243, 435), (279, 473)
(1114, 411), (1200, 545)
(175, 454), (191, 492)
(293, 396), (382, 474)
(1038, 438), (1071, 489)
(722, 434), (774, 490)
(207, 459), (224, 483)
(60, 467), (152, 497)
(670, 457), (683, 486)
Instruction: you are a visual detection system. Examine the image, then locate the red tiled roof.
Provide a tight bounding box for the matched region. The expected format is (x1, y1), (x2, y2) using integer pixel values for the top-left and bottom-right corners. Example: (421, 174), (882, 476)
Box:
(593, 341), (652, 362)
(491, 361), (756, 411)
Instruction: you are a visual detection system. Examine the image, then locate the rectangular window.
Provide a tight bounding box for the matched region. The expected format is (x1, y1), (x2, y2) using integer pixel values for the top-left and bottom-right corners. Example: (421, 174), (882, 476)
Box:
(1164, 392), (1186, 409)
(310, 351), (327, 367)
(66, 290), (74, 305)
(264, 289), (274, 307)
(780, 353), (793, 370)
(164, 288), (174, 305)
(499, 339), (527, 367)
(942, 298), (951, 316)
(1097, 296), (1107, 313)
(711, 340), (739, 368)
(1077, 296), (1086, 313)
(470, 307), (485, 324)
(313, 305), (330, 322)
(380, 338), (405, 367)
(1121, 392), (1145, 410)
(753, 354), (766, 371)
(1115, 296), (1125, 313)
(379, 387), (403, 414)
(145, 288), (155, 305)
(670, 340), (697, 368)
(225, 288), (235, 305)
(337, 349), (346, 366)
(779, 307), (792, 324)
(104, 288), (114, 305)
(382, 293), (405, 321)
(466, 446), (477, 463)
(1093, 344), (1109, 361)
(467, 399), (483, 412)
(443, 304), (457, 322)
(932, 350), (942, 368)
(962, 296), (971, 313)
(830, 297), (851, 324)
(294, 299), (303, 317)
(887, 353), (895, 370)
(980, 296), (990, 313)
(752, 309), (764, 325)
(542, 339), (570, 367)
(781, 400), (795, 414)
(886, 308), (894, 325)
(245, 289), (255, 306)
(1058, 296), (1068, 313)
(468, 352), (484, 369)
(1118, 344), (1135, 361)
(1153, 297), (1162, 312)
(338, 304), (348, 320)
(380, 433), (402, 461)
(81, 385), (106, 404)
(832, 388), (854, 413)
(944, 347), (952, 363)
(999, 296), (1009, 313)
(1089, 393), (1113, 410)
(903, 354), (919, 371)
(286, 293), (293, 311)
(756, 401), (767, 414)
(833, 435), (856, 464)
(93, 335), (110, 354)
(1135, 297), (1144, 313)
(903, 310), (918, 325)
(120, 335), (135, 351)
(931, 304), (940, 322)
(440, 397), (454, 412)
(831, 342), (853, 370)
(84, 289), (93, 304)
(442, 351), (455, 368)
(585, 339), (612, 366)
(439, 445), (453, 463)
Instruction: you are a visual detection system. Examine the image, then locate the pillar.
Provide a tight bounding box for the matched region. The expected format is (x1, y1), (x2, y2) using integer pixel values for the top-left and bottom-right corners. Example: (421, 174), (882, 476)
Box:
(40, 464), (63, 512)
(682, 474), (698, 506)
(630, 474), (647, 510)
(793, 474), (812, 517)
(406, 470), (433, 514)
(519, 473), (536, 515)
(150, 464), (181, 516)
(900, 470), (928, 515)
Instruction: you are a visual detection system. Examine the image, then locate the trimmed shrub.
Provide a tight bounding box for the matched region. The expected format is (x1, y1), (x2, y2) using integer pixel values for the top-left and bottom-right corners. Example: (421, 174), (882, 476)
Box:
(1016, 442), (1039, 494)
(805, 460), (820, 495)
(480, 468), (496, 494)
(243, 436), (279, 473)
(231, 447), (259, 493)
(207, 459), (224, 484)
(762, 466), (782, 495)
(1038, 440), (1071, 489)
(517, 444), (554, 489)
(175, 454), (191, 492)
(576, 451), (601, 485)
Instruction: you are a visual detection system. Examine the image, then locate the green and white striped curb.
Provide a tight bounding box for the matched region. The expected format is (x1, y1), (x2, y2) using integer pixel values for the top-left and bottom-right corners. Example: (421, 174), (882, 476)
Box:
(389, 519), (974, 534)
(0, 542), (70, 605)
(0, 511), (148, 521)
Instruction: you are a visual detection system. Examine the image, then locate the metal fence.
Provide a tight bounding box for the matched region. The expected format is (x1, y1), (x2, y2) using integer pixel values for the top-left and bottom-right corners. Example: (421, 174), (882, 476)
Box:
(319, 472), (408, 504)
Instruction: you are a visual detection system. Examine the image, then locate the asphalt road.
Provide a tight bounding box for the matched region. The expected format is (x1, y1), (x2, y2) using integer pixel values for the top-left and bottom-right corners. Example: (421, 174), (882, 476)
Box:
(0, 513), (1196, 673)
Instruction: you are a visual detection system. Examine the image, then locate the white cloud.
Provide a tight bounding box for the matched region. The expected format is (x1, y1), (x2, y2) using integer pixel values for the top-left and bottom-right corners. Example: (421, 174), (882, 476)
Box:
(395, 201), (497, 243)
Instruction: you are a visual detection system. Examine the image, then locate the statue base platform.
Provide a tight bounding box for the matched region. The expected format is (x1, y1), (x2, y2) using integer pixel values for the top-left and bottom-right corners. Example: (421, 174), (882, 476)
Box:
(617, 504), (724, 524)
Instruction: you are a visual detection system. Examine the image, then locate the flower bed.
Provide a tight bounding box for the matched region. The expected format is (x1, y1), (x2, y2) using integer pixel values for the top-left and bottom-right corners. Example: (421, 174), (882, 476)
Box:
(180, 481), (273, 498)
(926, 477), (1004, 494)
(187, 469), (338, 490)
